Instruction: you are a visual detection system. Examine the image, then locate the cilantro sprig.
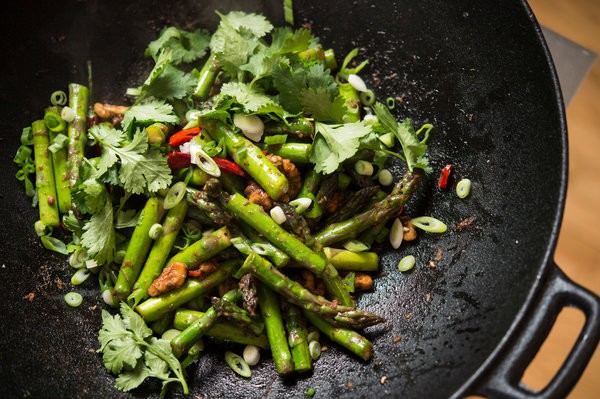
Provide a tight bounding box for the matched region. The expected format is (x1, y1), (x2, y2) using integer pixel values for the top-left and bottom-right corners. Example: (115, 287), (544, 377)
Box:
(98, 303), (188, 397)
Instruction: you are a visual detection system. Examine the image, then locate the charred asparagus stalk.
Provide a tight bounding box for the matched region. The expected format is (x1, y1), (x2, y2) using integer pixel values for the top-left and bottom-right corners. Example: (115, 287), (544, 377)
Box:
(236, 252), (384, 329)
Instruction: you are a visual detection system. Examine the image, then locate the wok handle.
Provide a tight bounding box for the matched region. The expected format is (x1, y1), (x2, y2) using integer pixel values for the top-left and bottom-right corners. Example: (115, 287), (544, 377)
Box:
(474, 264), (600, 399)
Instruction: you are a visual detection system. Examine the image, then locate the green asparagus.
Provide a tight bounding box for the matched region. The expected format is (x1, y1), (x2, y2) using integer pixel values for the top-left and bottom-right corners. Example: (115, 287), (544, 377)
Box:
(113, 197), (165, 301)
(236, 252), (384, 329)
(199, 118), (289, 200)
(128, 199), (188, 306)
(258, 282), (294, 376)
(136, 259), (240, 322)
(173, 308), (269, 349)
(283, 303), (312, 373)
(31, 120), (60, 227)
(66, 83), (89, 188)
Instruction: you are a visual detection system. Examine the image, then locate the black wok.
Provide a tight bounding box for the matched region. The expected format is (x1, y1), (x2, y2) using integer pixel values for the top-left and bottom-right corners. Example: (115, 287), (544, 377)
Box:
(1, 1), (598, 398)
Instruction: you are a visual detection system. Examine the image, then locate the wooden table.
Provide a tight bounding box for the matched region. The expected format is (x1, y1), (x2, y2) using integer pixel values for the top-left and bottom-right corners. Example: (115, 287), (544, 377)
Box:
(518, 1), (600, 398)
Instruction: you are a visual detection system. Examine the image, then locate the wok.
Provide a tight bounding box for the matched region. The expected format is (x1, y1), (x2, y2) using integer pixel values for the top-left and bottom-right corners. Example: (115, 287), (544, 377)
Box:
(0, 0), (598, 398)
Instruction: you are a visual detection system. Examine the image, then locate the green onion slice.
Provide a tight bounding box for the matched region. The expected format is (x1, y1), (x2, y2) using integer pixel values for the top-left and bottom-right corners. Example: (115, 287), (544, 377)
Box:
(410, 216), (447, 233)
(225, 351), (251, 378)
(398, 255), (416, 272)
(456, 178), (472, 199)
(64, 292), (83, 307)
(71, 268), (91, 285)
(360, 89), (376, 106)
(51, 90), (67, 106)
(343, 240), (369, 252)
(163, 181), (187, 210)
(190, 140), (221, 177)
(40, 235), (69, 255)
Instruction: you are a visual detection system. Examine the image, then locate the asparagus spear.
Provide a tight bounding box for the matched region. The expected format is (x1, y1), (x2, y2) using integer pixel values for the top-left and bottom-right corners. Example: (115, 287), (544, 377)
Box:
(170, 289), (240, 358)
(257, 282), (294, 376)
(303, 310), (373, 361)
(31, 120), (60, 227)
(193, 54), (220, 99)
(128, 199), (188, 306)
(322, 247), (379, 272)
(222, 190), (352, 306)
(323, 186), (381, 225)
(166, 226), (232, 269)
(236, 252), (384, 329)
(212, 293), (264, 334)
(283, 303), (312, 373)
(186, 187), (232, 226)
(257, 142), (312, 164)
(199, 118), (289, 201)
(296, 169), (323, 220)
(314, 171), (420, 247)
(44, 106), (71, 213)
(66, 83), (89, 188)
(136, 259), (240, 322)
(113, 197), (165, 301)
(338, 83), (360, 122)
(173, 308), (269, 349)
(264, 118), (314, 139)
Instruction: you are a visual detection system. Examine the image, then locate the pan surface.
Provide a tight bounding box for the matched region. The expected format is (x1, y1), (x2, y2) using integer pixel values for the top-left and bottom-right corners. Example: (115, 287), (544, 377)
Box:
(0, 1), (592, 398)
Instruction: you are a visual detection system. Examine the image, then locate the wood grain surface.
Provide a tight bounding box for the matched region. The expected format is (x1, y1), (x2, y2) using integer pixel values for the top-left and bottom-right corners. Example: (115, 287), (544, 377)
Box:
(519, 1), (600, 398)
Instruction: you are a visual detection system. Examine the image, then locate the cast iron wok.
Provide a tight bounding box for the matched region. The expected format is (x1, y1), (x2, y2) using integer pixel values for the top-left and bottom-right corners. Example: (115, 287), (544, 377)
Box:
(0, 0), (598, 398)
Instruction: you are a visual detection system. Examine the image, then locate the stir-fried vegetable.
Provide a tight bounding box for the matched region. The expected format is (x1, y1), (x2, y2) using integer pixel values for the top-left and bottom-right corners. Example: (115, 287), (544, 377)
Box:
(12, 7), (460, 398)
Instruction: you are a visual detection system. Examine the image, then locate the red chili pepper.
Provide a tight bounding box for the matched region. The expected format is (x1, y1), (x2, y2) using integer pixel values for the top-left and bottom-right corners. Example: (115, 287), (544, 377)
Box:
(167, 151), (191, 170)
(438, 164), (453, 189)
(188, 269), (203, 277)
(213, 157), (246, 177)
(168, 126), (201, 147)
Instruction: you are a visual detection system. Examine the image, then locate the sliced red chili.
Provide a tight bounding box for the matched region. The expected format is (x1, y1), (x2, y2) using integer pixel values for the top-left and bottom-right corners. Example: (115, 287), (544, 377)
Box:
(214, 157), (246, 177)
(168, 126), (201, 147)
(438, 164), (453, 189)
(167, 151), (191, 170)
(188, 269), (203, 277)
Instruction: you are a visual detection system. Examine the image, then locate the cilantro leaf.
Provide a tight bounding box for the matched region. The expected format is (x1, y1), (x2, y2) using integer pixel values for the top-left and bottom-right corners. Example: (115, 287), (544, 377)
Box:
(146, 27), (210, 65)
(215, 11), (273, 38)
(142, 64), (197, 101)
(270, 27), (314, 55)
(309, 121), (372, 174)
(98, 304), (189, 394)
(372, 102), (431, 172)
(122, 99), (179, 132)
(81, 200), (115, 266)
(89, 125), (173, 194)
(219, 82), (275, 113)
(300, 89), (347, 123)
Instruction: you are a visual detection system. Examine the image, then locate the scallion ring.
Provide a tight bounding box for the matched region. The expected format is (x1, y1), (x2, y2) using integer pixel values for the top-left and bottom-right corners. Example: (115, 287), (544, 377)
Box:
(307, 330), (320, 343)
(102, 289), (115, 307)
(354, 160), (374, 176)
(60, 106), (76, 123)
(389, 218), (404, 249)
(64, 292), (83, 307)
(163, 181), (187, 210)
(359, 89), (376, 106)
(289, 197), (312, 214)
(378, 169), (393, 186)
(50, 90), (67, 106)
(71, 268), (91, 285)
(270, 206), (287, 225)
(44, 111), (66, 133)
(456, 178), (472, 198)
(69, 248), (86, 269)
(410, 216), (447, 233)
(398, 255), (416, 272)
(386, 97), (396, 109)
(189, 140), (221, 177)
(309, 340), (322, 360)
(149, 223), (164, 239)
(225, 351), (251, 378)
(343, 240), (369, 252)
(348, 74), (368, 92)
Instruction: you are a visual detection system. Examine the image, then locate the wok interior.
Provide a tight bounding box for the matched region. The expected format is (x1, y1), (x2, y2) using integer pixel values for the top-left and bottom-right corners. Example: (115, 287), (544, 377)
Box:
(0, 0), (565, 398)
